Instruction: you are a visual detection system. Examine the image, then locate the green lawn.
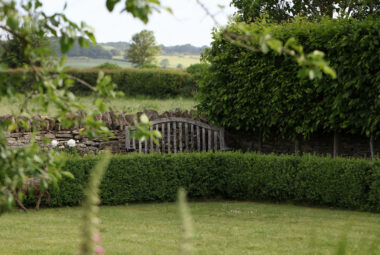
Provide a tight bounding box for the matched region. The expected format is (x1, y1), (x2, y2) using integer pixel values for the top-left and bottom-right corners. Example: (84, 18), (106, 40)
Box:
(0, 96), (196, 116)
(0, 202), (379, 255)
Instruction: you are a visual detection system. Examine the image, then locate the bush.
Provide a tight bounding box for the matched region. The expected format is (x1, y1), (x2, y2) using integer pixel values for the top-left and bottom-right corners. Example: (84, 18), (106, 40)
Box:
(141, 63), (159, 69)
(1, 68), (197, 98)
(198, 18), (380, 139)
(24, 152), (380, 212)
(96, 62), (122, 69)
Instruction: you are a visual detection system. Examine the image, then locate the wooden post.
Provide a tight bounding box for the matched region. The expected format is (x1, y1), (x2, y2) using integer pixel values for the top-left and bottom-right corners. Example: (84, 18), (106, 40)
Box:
(370, 134), (375, 160)
(333, 131), (340, 158)
(258, 132), (262, 152)
(197, 126), (201, 152)
(295, 137), (301, 155)
(214, 131), (218, 151)
(220, 128), (226, 150)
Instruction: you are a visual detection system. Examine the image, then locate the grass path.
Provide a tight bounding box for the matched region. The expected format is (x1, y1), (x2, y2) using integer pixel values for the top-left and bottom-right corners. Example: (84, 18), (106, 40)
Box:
(0, 96), (196, 116)
(0, 202), (379, 255)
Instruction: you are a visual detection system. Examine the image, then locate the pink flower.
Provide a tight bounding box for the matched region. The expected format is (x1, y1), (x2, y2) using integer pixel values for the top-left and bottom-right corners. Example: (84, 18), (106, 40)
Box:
(94, 245), (105, 254)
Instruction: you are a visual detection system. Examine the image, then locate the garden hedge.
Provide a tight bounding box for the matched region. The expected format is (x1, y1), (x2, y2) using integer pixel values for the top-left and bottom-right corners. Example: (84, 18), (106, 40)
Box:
(24, 152), (380, 212)
(198, 18), (380, 139)
(1, 68), (196, 97)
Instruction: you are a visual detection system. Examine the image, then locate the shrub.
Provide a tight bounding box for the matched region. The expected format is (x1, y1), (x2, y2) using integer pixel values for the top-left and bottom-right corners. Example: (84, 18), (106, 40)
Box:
(24, 152), (380, 212)
(141, 63), (159, 69)
(96, 62), (122, 69)
(197, 18), (380, 139)
(1, 68), (196, 98)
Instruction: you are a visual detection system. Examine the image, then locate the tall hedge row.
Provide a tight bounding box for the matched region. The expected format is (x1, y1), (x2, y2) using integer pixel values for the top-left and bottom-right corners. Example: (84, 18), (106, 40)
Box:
(198, 18), (380, 139)
(1, 68), (196, 97)
(24, 153), (380, 212)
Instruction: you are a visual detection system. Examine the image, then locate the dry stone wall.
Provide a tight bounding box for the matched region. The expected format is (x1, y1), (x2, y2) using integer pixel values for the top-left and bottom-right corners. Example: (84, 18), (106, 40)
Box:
(3, 110), (378, 157)
(3, 109), (205, 154)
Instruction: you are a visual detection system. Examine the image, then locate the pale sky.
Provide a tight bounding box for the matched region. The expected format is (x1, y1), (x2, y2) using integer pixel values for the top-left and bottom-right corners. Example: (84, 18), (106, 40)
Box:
(40, 0), (236, 46)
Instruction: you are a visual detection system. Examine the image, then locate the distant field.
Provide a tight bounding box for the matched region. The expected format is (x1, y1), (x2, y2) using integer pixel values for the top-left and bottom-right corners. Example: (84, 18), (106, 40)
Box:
(69, 55), (201, 69)
(156, 55), (200, 68)
(66, 57), (132, 68)
(0, 96), (197, 116)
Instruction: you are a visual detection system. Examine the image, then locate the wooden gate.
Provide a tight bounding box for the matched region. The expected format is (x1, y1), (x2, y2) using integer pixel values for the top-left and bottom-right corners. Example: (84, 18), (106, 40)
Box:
(125, 117), (228, 153)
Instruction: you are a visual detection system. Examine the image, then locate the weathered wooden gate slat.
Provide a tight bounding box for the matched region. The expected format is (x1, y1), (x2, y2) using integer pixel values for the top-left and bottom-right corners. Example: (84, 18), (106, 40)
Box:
(173, 122), (177, 153)
(125, 117), (227, 154)
(208, 129), (212, 151)
(167, 123), (171, 153)
(179, 122), (183, 153)
(190, 124), (194, 151)
(150, 126), (153, 153)
(185, 123), (189, 151)
(196, 126), (200, 152)
(155, 125), (160, 153)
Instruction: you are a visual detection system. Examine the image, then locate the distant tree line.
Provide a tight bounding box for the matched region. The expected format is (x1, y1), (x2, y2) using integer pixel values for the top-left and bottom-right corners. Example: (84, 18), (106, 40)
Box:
(51, 39), (113, 59)
(160, 44), (208, 55)
(100, 42), (207, 56)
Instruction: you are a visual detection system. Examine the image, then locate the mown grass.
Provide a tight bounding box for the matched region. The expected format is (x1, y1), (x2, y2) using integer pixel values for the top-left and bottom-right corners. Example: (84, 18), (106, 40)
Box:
(0, 202), (379, 255)
(0, 96), (197, 116)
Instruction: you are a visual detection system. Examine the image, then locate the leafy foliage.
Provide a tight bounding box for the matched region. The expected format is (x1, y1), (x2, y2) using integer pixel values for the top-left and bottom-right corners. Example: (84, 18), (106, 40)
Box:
(159, 58), (170, 68)
(96, 62), (122, 69)
(24, 152), (380, 212)
(0, 35), (53, 68)
(125, 30), (161, 67)
(231, 0), (380, 23)
(0, 0), (163, 213)
(197, 18), (380, 140)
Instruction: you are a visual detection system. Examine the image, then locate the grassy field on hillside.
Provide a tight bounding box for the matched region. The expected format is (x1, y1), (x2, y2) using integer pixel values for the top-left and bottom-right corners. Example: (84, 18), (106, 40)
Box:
(66, 57), (132, 68)
(67, 55), (200, 69)
(156, 55), (200, 68)
(0, 202), (379, 255)
(0, 96), (196, 116)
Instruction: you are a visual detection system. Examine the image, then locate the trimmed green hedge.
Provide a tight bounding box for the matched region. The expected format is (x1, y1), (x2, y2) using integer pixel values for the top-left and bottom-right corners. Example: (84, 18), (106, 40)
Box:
(25, 152), (380, 212)
(198, 18), (380, 139)
(1, 68), (196, 97)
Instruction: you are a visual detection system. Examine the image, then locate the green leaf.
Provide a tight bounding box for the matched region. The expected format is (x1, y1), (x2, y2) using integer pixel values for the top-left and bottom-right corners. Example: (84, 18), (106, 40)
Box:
(106, 0), (121, 11)
(266, 39), (283, 53)
(78, 37), (90, 48)
(6, 16), (19, 30)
